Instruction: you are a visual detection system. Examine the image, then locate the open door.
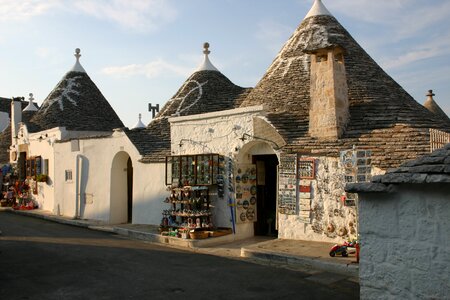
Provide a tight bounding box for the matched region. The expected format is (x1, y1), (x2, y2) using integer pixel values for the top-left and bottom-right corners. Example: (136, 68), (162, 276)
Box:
(253, 155), (278, 236)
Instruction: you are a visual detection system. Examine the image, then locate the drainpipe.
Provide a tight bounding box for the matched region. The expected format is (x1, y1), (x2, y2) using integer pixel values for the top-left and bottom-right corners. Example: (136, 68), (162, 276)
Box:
(75, 154), (82, 219)
(11, 97), (23, 144)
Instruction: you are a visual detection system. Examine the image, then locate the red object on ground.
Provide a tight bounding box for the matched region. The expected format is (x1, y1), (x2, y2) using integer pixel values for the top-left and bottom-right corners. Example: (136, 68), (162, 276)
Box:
(355, 243), (360, 263)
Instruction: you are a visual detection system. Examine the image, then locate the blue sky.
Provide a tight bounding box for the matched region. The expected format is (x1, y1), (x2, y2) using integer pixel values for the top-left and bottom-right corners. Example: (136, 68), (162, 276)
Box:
(1, 0), (449, 128)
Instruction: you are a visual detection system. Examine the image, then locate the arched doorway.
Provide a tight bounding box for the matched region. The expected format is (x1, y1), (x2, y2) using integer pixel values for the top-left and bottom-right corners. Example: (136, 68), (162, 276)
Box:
(110, 152), (133, 224)
(236, 141), (279, 236)
(253, 154), (278, 236)
(127, 157), (133, 223)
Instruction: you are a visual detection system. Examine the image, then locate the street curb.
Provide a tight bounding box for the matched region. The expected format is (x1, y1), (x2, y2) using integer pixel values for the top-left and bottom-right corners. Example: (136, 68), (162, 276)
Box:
(2, 208), (359, 278)
(241, 247), (359, 277)
(3, 208), (101, 229)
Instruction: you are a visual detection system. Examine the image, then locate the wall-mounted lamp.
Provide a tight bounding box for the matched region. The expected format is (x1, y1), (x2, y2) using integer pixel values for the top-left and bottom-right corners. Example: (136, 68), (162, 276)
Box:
(239, 133), (251, 141)
(238, 133), (280, 150)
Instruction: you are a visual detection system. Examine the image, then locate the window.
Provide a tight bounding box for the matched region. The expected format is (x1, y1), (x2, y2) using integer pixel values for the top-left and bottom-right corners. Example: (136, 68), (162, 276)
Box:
(65, 170), (73, 182)
(165, 154), (223, 186)
(43, 159), (49, 175)
(316, 54), (328, 63)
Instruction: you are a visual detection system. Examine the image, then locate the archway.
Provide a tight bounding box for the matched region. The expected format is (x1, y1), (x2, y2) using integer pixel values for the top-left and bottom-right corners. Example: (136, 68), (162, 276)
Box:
(110, 151), (133, 224)
(236, 141), (279, 236)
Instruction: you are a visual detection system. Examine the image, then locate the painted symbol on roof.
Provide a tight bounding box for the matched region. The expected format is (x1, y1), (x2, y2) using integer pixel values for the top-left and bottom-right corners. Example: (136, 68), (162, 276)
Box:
(172, 80), (208, 116)
(43, 76), (82, 112)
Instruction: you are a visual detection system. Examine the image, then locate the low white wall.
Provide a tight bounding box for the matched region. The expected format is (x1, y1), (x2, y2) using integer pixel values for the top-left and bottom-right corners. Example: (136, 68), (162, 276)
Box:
(132, 162), (168, 225)
(359, 184), (450, 299)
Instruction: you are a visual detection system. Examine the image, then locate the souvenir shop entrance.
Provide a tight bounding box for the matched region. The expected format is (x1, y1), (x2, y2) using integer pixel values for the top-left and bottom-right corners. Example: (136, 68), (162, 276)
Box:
(253, 155), (278, 236)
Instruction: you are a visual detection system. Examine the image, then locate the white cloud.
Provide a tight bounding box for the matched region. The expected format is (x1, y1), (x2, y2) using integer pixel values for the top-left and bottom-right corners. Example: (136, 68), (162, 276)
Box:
(381, 31), (450, 69)
(394, 1), (450, 39)
(102, 58), (191, 79)
(0, 0), (60, 21)
(72, 0), (178, 33)
(0, 0), (177, 33)
(255, 20), (293, 54)
(329, 0), (450, 39)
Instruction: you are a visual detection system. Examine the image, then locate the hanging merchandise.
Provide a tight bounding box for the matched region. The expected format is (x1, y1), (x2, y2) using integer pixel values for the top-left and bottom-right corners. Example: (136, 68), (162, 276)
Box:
(278, 153), (297, 215)
(227, 155), (236, 233)
(340, 148), (372, 183)
(235, 164), (257, 223)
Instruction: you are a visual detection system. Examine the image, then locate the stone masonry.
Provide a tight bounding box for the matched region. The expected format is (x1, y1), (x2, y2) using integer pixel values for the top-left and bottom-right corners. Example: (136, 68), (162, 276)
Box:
(309, 47), (349, 139)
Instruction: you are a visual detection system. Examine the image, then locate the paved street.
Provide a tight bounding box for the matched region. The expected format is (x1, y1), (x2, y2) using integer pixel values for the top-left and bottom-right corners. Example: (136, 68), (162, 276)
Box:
(0, 212), (359, 299)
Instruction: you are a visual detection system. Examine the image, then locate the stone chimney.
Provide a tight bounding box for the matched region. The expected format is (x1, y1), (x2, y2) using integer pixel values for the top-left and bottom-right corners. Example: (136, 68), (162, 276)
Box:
(11, 97), (24, 143)
(308, 46), (349, 139)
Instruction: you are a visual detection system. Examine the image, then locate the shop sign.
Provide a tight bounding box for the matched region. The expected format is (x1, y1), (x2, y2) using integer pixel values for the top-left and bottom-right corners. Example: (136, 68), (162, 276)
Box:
(278, 153), (297, 215)
(298, 158), (315, 179)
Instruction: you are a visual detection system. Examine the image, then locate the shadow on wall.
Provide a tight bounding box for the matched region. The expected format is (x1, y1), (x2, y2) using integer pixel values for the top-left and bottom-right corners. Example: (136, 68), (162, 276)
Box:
(78, 155), (89, 219)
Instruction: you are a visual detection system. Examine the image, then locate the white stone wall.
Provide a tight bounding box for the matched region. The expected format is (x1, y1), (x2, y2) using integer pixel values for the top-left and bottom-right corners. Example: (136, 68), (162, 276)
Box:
(15, 127), (63, 212)
(279, 156), (358, 243)
(53, 131), (167, 224)
(359, 184), (450, 300)
(170, 106), (271, 238)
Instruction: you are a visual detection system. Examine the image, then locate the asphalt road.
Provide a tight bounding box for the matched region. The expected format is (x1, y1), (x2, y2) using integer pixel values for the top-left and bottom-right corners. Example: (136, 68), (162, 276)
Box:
(0, 211), (359, 299)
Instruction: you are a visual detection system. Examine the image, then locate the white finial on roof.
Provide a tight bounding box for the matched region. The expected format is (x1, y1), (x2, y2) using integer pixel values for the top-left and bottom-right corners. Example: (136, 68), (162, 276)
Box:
(304, 0), (332, 19)
(70, 48), (86, 73)
(23, 93), (38, 112)
(197, 42), (219, 72)
(132, 113), (146, 129)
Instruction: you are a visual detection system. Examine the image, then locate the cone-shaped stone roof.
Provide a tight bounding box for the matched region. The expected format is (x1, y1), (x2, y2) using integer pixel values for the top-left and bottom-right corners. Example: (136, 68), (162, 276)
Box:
(239, 10), (450, 168)
(131, 113), (146, 129)
(424, 90), (450, 122)
(28, 50), (124, 133)
(127, 44), (251, 163)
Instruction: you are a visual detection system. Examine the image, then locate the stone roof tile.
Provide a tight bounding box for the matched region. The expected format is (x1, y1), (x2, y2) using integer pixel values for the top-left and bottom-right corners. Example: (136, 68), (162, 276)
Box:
(28, 71), (124, 133)
(129, 70), (251, 163)
(240, 14), (450, 169)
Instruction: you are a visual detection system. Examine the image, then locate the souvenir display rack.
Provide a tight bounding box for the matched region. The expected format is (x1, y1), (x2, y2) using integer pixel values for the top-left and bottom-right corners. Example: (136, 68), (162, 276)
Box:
(162, 186), (211, 228)
(162, 154), (228, 239)
(165, 154), (224, 187)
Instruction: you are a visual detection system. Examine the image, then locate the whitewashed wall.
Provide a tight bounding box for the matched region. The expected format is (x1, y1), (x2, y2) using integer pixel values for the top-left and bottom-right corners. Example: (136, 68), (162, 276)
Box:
(358, 184), (450, 300)
(15, 127), (64, 212)
(132, 162), (167, 225)
(53, 130), (167, 224)
(170, 106), (270, 239)
(279, 156), (358, 243)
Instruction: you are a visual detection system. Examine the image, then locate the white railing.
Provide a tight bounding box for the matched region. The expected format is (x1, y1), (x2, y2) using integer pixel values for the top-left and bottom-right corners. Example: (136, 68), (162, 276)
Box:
(430, 128), (450, 152)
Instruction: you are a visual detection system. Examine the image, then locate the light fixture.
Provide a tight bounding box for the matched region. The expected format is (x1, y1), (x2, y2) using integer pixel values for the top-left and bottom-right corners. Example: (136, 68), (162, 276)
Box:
(238, 133), (280, 149)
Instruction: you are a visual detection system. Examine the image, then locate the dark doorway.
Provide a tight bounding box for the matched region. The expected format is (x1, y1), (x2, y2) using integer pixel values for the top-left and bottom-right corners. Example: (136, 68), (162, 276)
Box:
(127, 157), (133, 223)
(253, 155), (278, 236)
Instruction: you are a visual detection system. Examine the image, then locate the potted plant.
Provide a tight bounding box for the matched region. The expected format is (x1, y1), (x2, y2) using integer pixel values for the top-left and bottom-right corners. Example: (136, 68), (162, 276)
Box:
(36, 174), (48, 183)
